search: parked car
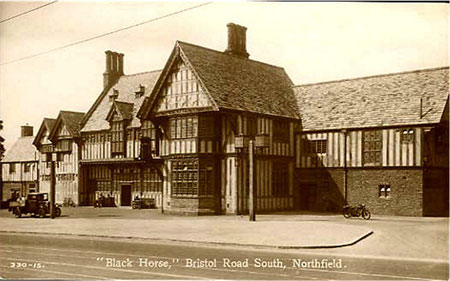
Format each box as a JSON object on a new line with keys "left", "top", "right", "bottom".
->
{"left": 63, "top": 197, "right": 76, "bottom": 207}
{"left": 94, "top": 195, "right": 117, "bottom": 208}
{"left": 132, "top": 198, "right": 156, "bottom": 209}
{"left": 9, "top": 193, "right": 61, "bottom": 218}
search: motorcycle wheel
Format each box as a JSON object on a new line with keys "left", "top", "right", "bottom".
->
{"left": 55, "top": 207, "right": 62, "bottom": 217}
{"left": 342, "top": 208, "right": 351, "bottom": 219}
{"left": 38, "top": 208, "right": 46, "bottom": 218}
{"left": 362, "top": 209, "right": 371, "bottom": 220}
{"left": 14, "top": 207, "right": 22, "bottom": 218}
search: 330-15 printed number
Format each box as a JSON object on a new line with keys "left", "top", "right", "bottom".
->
{"left": 9, "top": 262, "right": 43, "bottom": 269}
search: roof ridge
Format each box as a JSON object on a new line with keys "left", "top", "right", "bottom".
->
{"left": 123, "top": 69, "right": 162, "bottom": 77}
{"left": 60, "top": 110, "right": 85, "bottom": 115}
{"left": 177, "top": 40, "right": 286, "bottom": 70}
{"left": 114, "top": 100, "right": 134, "bottom": 105}
{"left": 294, "top": 66, "right": 449, "bottom": 88}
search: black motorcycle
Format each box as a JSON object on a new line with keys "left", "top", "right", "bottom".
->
{"left": 342, "top": 204, "right": 371, "bottom": 220}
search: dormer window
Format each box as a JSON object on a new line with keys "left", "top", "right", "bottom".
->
{"left": 109, "top": 89, "right": 119, "bottom": 102}
{"left": 135, "top": 84, "right": 145, "bottom": 98}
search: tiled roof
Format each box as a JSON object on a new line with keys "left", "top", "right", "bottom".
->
{"left": 177, "top": 41, "right": 300, "bottom": 119}
{"left": 2, "top": 136, "right": 38, "bottom": 162}
{"left": 59, "top": 111, "right": 85, "bottom": 136}
{"left": 81, "top": 70, "right": 161, "bottom": 132}
{"left": 111, "top": 101, "right": 134, "bottom": 120}
{"left": 44, "top": 118, "right": 57, "bottom": 132}
{"left": 33, "top": 118, "right": 57, "bottom": 147}
{"left": 294, "top": 67, "right": 449, "bottom": 131}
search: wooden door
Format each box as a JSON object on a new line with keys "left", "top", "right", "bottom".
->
{"left": 121, "top": 185, "right": 131, "bottom": 206}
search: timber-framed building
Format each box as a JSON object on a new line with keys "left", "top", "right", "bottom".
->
{"left": 2, "top": 23, "right": 448, "bottom": 216}
{"left": 33, "top": 111, "right": 85, "bottom": 205}
{"left": 1, "top": 126, "right": 39, "bottom": 207}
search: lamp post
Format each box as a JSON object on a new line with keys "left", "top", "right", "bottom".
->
{"left": 235, "top": 133, "right": 270, "bottom": 221}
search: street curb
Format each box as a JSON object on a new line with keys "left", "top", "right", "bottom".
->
{"left": 0, "top": 230, "right": 373, "bottom": 249}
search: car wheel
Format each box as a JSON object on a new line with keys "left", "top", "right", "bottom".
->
{"left": 14, "top": 207, "right": 22, "bottom": 218}
{"left": 55, "top": 207, "right": 61, "bottom": 217}
{"left": 38, "top": 208, "right": 46, "bottom": 218}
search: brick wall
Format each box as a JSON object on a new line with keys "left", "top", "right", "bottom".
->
{"left": 296, "top": 167, "right": 425, "bottom": 216}
{"left": 168, "top": 197, "right": 217, "bottom": 215}
{"left": 347, "top": 168, "right": 423, "bottom": 216}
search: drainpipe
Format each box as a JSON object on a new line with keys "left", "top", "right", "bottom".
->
{"left": 342, "top": 129, "right": 348, "bottom": 204}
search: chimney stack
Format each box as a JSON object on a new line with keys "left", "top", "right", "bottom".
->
{"left": 118, "top": 53, "right": 124, "bottom": 76}
{"left": 21, "top": 125, "right": 33, "bottom": 137}
{"left": 103, "top": 50, "right": 125, "bottom": 89}
{"left": 225, "top": 23, "right": 249, "bottom": 59}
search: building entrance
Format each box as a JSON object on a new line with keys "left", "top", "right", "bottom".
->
{"left": 121, "top": 185, "right": 132, "bottom": 206}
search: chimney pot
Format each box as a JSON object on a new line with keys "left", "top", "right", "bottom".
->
{"left": 225, "top": 23, "right": 249, "bottom": 59}
{"left": 21, "top": 125, "right": 33, "bottom": 137}
{"left": 111, "top": 52, "right": 118, "bottom": 72}
{"left": 118, "top": 53, "right": 124, "bottom": 76}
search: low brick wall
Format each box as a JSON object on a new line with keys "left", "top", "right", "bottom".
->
{"left": 347, "top": 168, "right": 423, "bottom": 216}
{"left": 167, "top": 197, "right": 217, "bottom": 215}
{"left": 296, "top": 167, "right": 425, "bottom": 216}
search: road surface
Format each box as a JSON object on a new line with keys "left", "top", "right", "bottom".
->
{"left": 0, "top": 233, "right": 447, "bottom": 280}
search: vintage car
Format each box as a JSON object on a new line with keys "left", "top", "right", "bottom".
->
{"left": 9, "top": 193, "right": 61, "bottom": 218}
{"left": 131, "top": 198, "right": 156, "bottom": 209}
{"left": 94, "top": 196, "right": 117, "bottom": 208}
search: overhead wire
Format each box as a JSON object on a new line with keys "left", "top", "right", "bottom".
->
{"left": 0, "top": 1, "right": 58, "bottom": 24}
{"left": 0, "top": 2, "right": 212, "bottom": 66}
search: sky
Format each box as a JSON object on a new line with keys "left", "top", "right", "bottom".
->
{"left": 0, "top": 1, "right": 448, "bottom": 150}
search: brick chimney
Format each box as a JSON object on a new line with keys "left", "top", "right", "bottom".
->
{"left": 103, "top": 50, "right": 125, "bottom": 88}
{"left": 21, "top": 125, "right": 33, "bottom": 137}
{"left": 225, "top": 23, "right": 249, "bottom": 59}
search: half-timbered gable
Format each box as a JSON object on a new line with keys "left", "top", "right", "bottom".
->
{"left": 33, "top": 111, "right": 85, "bottom": 205}
{"left": 32, "top": 119, "right": 57, "bottom": 198}
{"left": 1, "top": 126, "right": 39, "bottom": 205}
{"left": 293, "top": 67, "right": 449, "bottom": 216}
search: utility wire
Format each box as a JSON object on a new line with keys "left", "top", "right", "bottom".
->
{"left": 0, "top": 1, "right": 58, "bottom": 24}
{"left": 0, "top": 2, "right": 212, "bottom": 66}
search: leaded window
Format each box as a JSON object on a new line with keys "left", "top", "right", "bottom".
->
{"left": 172, "top": 160, "right": 198, "bottom": 196}
{"left": 169, "top": 116, "right": 198, "bottom": 139}
{"left": 302, "top": 139, "right": 327, "bottom": 154}
{"left": 363, "top": 130, "right": 382, "bottom": 166}
{"left": 379, "top": 184, "right": 391, "bottom": 198}
{"left": 111, "top": 117, "right": 124, "bottom": 156}
{"left": 401, "top": 128, "right": 415, "bottom": 143}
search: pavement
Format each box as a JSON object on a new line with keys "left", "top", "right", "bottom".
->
{"left": 0, "top": 207, "right": 448, "bottom": 263}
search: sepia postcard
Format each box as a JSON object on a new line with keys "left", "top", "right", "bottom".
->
{"left": 0, "top": 1, "right": 448, "bottom": 280}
